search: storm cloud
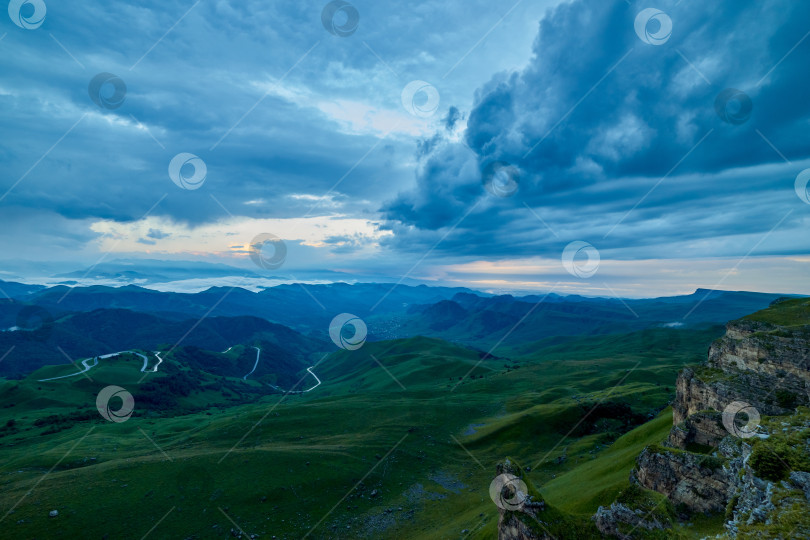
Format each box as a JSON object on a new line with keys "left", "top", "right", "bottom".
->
{"left": 382, "top": 0, "right": 810, "bottom": 261}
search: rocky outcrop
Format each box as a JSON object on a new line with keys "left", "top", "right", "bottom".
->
{"left": 494, "top": 460, "right": 551, "bottom": 540}
{"left": 667, "top": 409, "right": 727, "bottom": 449}
{"left": 664, "top": 313, "right": 810, "bottom": 483}
{"left": 790, "top": 471, "right": 810, "bottom": 502}
{"left": 631, "top": 316, "right": 803, "bottom": 514}
{"left": 493, "top": 459, "right": 607, "bottom": 539}
{"left": 597, "top": 299, "right": 810, "bottom": 538}
{"left": 633, "top": 445, "right": 735, "bottom": 513}
{"left": 592, "top": 502, "right": 667, "bottom": 540}
{"left": 673, "top": 318, "right": 810, "bottom": 427}
{"left": 498, "top": 513, "right": 548, "bottom": 540}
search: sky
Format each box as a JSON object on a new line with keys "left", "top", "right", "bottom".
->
{"left": 1, "top": 0, "right": 809, "bottom": 297}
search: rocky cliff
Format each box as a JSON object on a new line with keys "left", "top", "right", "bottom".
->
{"left": 667, "top": 302, "right": 809, "bottom": 456}
{"left": 492, "top": 460, "right": 551, "bottom": 540}
{"left": 493, "top": 459, "right": 602, "bottom": 539}
{"left": 633, "top": 444, "right": 734, "bottom": 513}
{"left": 594, "top": 297, "right": 810, "bottom": 538}
{"left": 672, "top": 315, "right": 810, "bottom": 428}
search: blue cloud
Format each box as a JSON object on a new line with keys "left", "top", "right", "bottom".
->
{"left": 146, "top": 228, "right": 170, "bottom": 240}
{"left": 381, "top": 0, "right": 810, "bottom": 260}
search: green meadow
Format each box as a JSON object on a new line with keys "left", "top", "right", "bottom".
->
{"left": 0, "top": 326, "right": 727, "bottom": 539}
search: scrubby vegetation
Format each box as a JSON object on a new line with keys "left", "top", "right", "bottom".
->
{"left": 749, "top": 414, "right": 810, "bottom": 482}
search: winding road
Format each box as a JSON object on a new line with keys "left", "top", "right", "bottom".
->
{"left": 243, "top": 347, "right": 261, "bottom": 380}
{"left": 265, "top": 364, "right": 321, "bottom": 393}
{"left": 150, "top": 352, "right": 164, "bottom": 373}
{"left": 303, "top": 366, "right": 321, "bottom": 392}
{"left": 239, "top": 347, "right": 319, "bottom": 392}
{"left": 37, "top": 345, "right": 323, "bottom": 394}
{"left": 37, "top": 357, "right": 99, "bottom": 381}
{"left": 38, "top": 351, "right": 162, "bottom": 382}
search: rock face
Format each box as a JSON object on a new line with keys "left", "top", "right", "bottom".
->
{"left": 633, "top": 446, "right": 736, "bottom": 513}
{"left": 596, "top": 299, "right": 810, "bottom": 538}
{"left": 592, "top": 502, "right": 666, "bottom": 540}
{"left": 673, "top": 317, "right": 810, "bottom": 427}
{"left": 498, "top": 514, "right": 547, "bottom": 540}
{"left": 666, "top": 409, "right": 727, "bottom": 449}
{"left": 631, "top": 315, "right": 808, "bottom": 514}
{"left": 790, "top": 471, "right": 810, "bottom": 502}
{"left": 493, "top": 460, "right": 551, "bottom": 540}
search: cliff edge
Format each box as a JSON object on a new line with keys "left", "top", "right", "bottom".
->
{"left": 594, "top": 297, "right": 810, "bottom": 538}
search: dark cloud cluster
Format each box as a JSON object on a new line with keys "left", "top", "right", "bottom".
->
{"left": 382, "top": 0, "right": 810, "bottom": 260}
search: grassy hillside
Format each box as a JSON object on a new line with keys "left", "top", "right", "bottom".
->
{"left": 743, "top": 296, "right": 810, "bottom": 327}
{"left": 0, "top": 325, "right": 726, "bottom": 539}
{"left": 542, "top": 411, "right": 673, "bottom": 515}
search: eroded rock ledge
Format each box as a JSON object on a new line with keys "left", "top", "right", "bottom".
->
{"left": 594, "top": 298, "right": 810, "bottom": 538}
{"left": 494, "top": 460, "right": 552, "bottom": 540}
{"left": 673, "top": 317, "right": 810, "bottom": 428}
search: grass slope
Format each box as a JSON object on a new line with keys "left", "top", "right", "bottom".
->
{"left": 542, "top": 410, "right": 673, "bottom": 515}
{"left": 0, "top": 326, "right": 724, "bottom": 539}
{"left": 743, "top": 296, "right": 810, "bottom": 327}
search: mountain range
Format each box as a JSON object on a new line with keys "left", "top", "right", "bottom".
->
{"left": 0, "top": 280, "right": 792, "bottom": 381}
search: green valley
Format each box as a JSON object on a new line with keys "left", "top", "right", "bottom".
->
{"left": 0, "top": 323, "right": 726, "bottom": 539}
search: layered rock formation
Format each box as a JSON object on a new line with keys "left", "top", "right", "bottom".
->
{"left": 595, "top": 298, "right": 810, "bottom": 538}
{"left": 636, "top": 304, "right": 810, "bottom": 511}
{"left": 633, "top": 445, "right": 734, "bottom": 513}
{"left": 672, "top": 315, "right": 810, "bottom": 429}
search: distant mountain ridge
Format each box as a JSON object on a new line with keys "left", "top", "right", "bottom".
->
{"left": 0, "top": 279, "right": 800, "bottom": 379}
{"left": 395, "top": 289, "right": 794, "bottom": 349}
{"left": 2, "top": 281, "right": 482, "bottom": 332}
